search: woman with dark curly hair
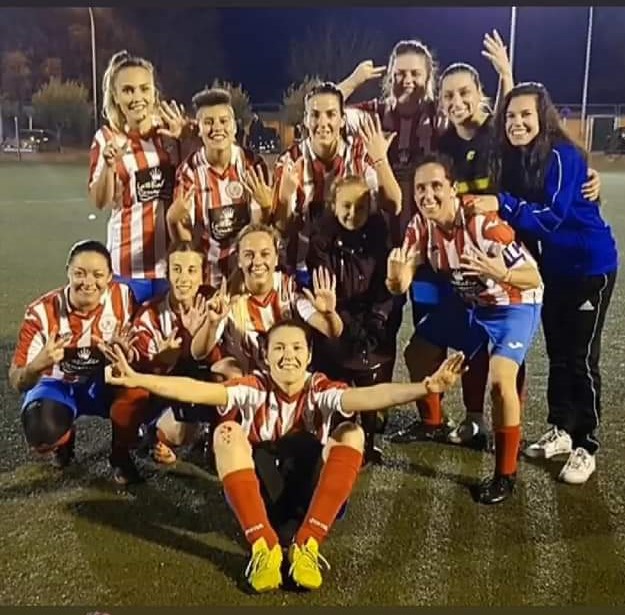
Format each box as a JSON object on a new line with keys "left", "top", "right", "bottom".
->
{"left": 467, "top": 82, "right": 618, "bottom": 485}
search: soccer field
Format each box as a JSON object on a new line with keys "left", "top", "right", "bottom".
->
{"left": 1, "top": 159, "right": 625, "bottom": 607}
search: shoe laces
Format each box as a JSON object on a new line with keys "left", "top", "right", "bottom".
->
{"left": 566, "top": 448, "right": 591, "bottom": 471}
{"left": 289, "top": 542, "right": 331, "bottom": 576}
{"left": 245, "top": 547, "right": 270, "bottom": 579}
{"left": 538, "top": 426, "right": 563, "bottom": 445}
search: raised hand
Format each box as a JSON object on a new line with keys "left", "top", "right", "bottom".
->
{"left": 102, "top": 136, "right": 128, "bottom": 168}
{"left": 157, "top": 100, "right": 191, "bottom": 140}
{"left": 95, "top": 323, "right": 139, "bottom": 364}
{"left": 350, "top": 60, "right": 386, "bottom": 88}
{"left": 387, "top": 246, "right": 410, "bottom": 282}
{"left": 482, "top": 29, "right": 512, "bottom": 78}
{"left": 359, "top": 112, "right": 396, "bottom": 163}
{"left": 30, "top": 326, "right": 71, "bottom": 373}
{"left": 206, "top": 278, "right": 231, "bottom": 326}
{"left": 104, "top": 344, "right": 139, "bottom": 388}
{"left": 242, "top": 164, "right": 273, "bottom": 211}
{"left": 278, "top": 158, "right": 299, "bottom": 206}
{"left": 180, "top": 294, "right": 208, "bottom": 337}
{"left": 303, "top": 267, "right": 337, "bottom": 315}
{"left": 424, "top": 352, "right": 466, "bottom": 394}
{"left": 460, "top": 245, "right": 508, "bottom": 281}
{"left": 152, "top": 328, "right": 183, "bottom": 365}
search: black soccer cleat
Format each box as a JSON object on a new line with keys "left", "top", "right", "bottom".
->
{"left": 387, "top": 420, "right": 450, "bottom": 444}
{"left": 51, "top": 428, "right": 76, "bottom": 469}
{"left": 110, "top": 453, "right": 144, "bottom": 486}
{"left": 475, "top": 473, "right": 516, "bottom": 505}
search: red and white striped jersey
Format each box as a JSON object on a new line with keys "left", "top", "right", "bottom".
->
{"left": 216, "top": 272, "right": 317, "bottom": 373}
{"left": 402, "top": 200, "right": 543, "bottom": 306}
{"left": 132, "top": 287, "right": 220, "bottom": 373}
{"left": 218, "top": 370, "right": 352, "bottom": 445}
{"left": 174, "top": 145, "right": 268, "bottom": 288}
{"left": 12, "top": 282, "right": 135, "bottom": 383}
{"left": 273, "top": 136, "right": 379, "bottom": 271}
{"left": 345, "top": 98, "right": 441, "bottom": 175}
{"left": 89, "top": 126, "right": 176, "bottom": 279}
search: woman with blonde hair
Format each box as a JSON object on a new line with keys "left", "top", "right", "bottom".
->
{"left": 88, "top": 50, "right": 191, "bottom": 301}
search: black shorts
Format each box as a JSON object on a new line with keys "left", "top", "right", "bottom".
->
{"left": 253, "top": 431, "right": 323, "bottom": 546}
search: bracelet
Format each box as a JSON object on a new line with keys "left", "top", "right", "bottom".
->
{"left": 371, "top": 158, "right": 386, "bottom": 167}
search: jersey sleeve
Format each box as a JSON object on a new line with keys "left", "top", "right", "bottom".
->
{"left": 12, "top": 306, "right": 46, "bottom": 368}
{"left": 88, "top": 128, "right": 109, "bottom": 190}
{"left": 402, "top": 214, "right": 427, "bottom": 261}
{"left": 313, "top": 374, "right": 352, "bottom": 422}
{"left": 476, "top": 213, "right": 531, "bottom": 269}
{"left": 218, "top": 374, "right": 264, "bottom": 423}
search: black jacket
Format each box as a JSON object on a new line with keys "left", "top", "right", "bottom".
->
{"left": 307, "top": 211, "right": 394, "bottom": 354}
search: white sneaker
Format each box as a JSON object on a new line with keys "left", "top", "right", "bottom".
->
{"left": 559, "top": 448, "right": 596, "bottom": 484}
{"left": 524, "top": 426, "right": 573, "bottom": 459}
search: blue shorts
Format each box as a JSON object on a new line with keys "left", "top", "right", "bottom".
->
{"left": 417, "top": 295, "right": 541, "bottom": 365}
{"left": 21, "top": 377, "right": 112, "bottom": 420}
{"left": 113, "top": 275, "right": 169, "bottom": 304}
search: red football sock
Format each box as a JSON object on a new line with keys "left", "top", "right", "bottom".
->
{"left": 417, "top": 393, "right": 442, "bottom": 426}
{"left": 295, "top": 445, "right": 362, "bottom": 546}
{"left": 222, "top": 468, "right": 278, "bottom": 548}
{"left": 494, "top": 425, "right": 521, "bottom": 476}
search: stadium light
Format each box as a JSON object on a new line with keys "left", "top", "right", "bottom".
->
{"left": 581, "top": 6, "right": 594, "bottom": 149}
{"left": 88, "top": 7, "right": 98, "bottom": 132}
{"left": 508, "top": 6, "right": 517, "bottom": 71}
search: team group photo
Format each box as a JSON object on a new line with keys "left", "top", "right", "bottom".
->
{"left": 1, "top": 5, "right": 624, "bottom": 608}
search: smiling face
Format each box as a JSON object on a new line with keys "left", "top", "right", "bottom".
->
{"left": 333, "top": 180, "right": 371, "bottom": 231}
{"left": 238, "top": 230, "right": 279, "bottom": 293}
{"left": 197, "top": 103, "right": 236, "bottom": 153}
{"left": 505, "top": 94, "right": 540, "bottom": 147}
{"left": 440, "top": 70, "right": 482, "bottom": 127}
{"left": 113, "top": 66, "right": 156, "bottom": 128}
{"left": 67, "top": 251, "right": 112, "bottom": 312}
{"left": 266, "top": 324, "right": 312, "bottom": 388}
{"left": 168, "top": 250, "right": 203, "bottom": 305}
{"left": 305, "top": 92, "right": 345, "bottom": 152}
{"left": 391, "top": 51, "right": 428, "bottom": 103}
{"left": 413, "top": 162, "right": 457, "bottom": 226}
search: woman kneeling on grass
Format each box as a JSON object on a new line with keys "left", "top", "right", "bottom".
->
{"left": 9, "top": 240, "right": 136, "bottom": 472}
{"left": 105, "top": 319, "right": 464, "bottom": 593}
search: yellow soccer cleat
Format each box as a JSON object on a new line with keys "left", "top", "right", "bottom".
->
{"left": 245, "top": 537, "right": 283, "bottom": 593}
{"left": 288, "top": 537, "right": 330, "bottom": 590}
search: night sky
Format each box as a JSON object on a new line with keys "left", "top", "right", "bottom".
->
{"left": 214, "top": 6, "right": 625, "bottom": 107}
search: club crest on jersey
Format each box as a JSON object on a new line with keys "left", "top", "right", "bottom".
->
{"left": 466, "top": 150, "right": 476, "bottom": 161}
{"left": 77, "top": 347, "right": 91, "bottom": 361}
{"left": 226, "top": 180, "right": 244, "bottom": 200}
{"left": 99, "top": 316, "right": 117, "bottom": 336}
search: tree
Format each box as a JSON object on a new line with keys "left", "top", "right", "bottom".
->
{"left": 32, "top": 78, "right": 91, "bottom": 145}
{"left": 281, "top": 75, "right": 322, "bottom": 126}
{"left": 287, "top": 20, "right": 385, "bottom": 86}
{"left": 40, "top": 57, "right": 62, "bottom": 82}
{"left": 210, "top": 79, "right": 253, "bottom": 126}
{"left": 1, "top": 50, "right": 32, "bottom": 116}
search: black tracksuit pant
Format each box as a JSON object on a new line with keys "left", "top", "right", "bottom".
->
{"left": 541, "top": 270, "right": 617, "bottom": 454}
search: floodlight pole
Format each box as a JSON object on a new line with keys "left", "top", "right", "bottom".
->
{"left": 509, "top": 7, "right": 518, "bottom": 71}
{"left": 88, "top": 7, "right": 98, "bottom": 132}
{"left": 581, "top": 6, "right": 594, "bottom": 150}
